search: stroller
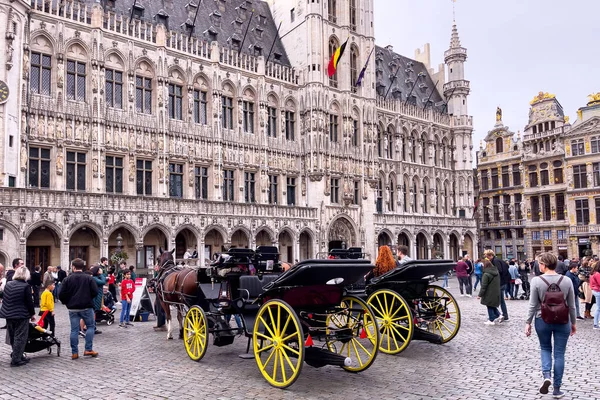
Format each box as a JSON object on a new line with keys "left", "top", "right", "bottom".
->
{"left": 24, "top": 323, "right": 61, "bottom": 357}
{"left": 95, "top": 306, "right": 116, "bottom": 325}
{"left": 518, "top": 275, "right": 531, "bottom": 300}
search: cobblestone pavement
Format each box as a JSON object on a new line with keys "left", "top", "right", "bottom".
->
{"left": 1, "top": 283, "right": 599, "bottom": 400}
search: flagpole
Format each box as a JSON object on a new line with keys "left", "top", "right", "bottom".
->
{"left": 422, "top": 80, "right": 439, "bottom": 110}
{"left": 401, "top": 73, "right": 423, "bottom": 105}
{"left": 265, "top": 21, "right": 283, "bottom": 63}
{"left": 355, "top": 47, "right": 374, "bottom": 87}
{"left": 239, "top": 9, "right": 255, "bottom": 53}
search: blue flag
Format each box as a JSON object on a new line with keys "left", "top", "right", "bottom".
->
{"left": 355, "top": 47, "right": 374, "bottom": 87}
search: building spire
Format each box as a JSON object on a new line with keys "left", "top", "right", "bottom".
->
{"left": 450, "top": 23, "right": 461, "bottom": 49}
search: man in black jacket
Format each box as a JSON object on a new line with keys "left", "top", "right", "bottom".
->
{"left": 484, "top": 249, "right": 510, "bottom": 322}
{"left": 59, "top": 258, "right": 99, "bottom": 359}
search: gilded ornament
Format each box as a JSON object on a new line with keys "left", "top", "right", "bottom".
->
{"left": 529, "top": 91, "right": 556, "bottom": 105}
{"left": 587, "top": 92, "right": 600, "bottom": 106}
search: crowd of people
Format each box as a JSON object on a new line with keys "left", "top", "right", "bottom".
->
{"left": 0, "top": 257, "right": 142, "bottom": 366}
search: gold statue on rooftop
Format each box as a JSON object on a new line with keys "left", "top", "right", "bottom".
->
{"left": 588, "top": 92, "right": 600, "bottom": 106}
{"left": 496, "top": 106, "right": 502, "bottom": 122}
{"left": 530, "top": 91, "right": 556, "bottom": 105}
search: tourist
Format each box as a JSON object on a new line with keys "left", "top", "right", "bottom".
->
{"left": 590, "top": 261, "right": 600, "bottom": 330}
{"left": 508, "top": 260, "right": 519, "bottom": 300}
{"left": 28, "top": 265, "right": 42, "bottom": 308}
{"left": 518, "top": 261, "right": 531, "bottom": 299}
{"left": 55, "top": 266, "right": 66, "bottom": 299}
{"left": 42, "top": 266, "right": 54, "bottom": 288}
{"left": 555, "top": 255, "right": 568, "bottom": 275}
{"left": 119, "top": 270, "right": 135, "bottom": 328}
{"left": 90, "top": 266, "right": 106, "bottom": 334}
{"left": 365, "top": 246, "right": 396, "bottom": 283}
{"left": 464, "top": 254, "right": 474, "bottom": 294}
{"left": 525, "top": 252, "right": 576, "bottom": 398}
{"left": 107, "top": 266, "right": 118, "bottom": 303}
{"left": 565, "top": 262, "right": 583, "bottom": 320}
{"left": 7, "top": 258, "right": 24, "bottom": 281}
{"left": 39, "top": 280, "right": 56, "bottom": 335}
{"left": 0, "top": 266, "right": 35, "bottom": 367}
{"left": 473, "top": 258, "right": 483, "bottom": 291}
{"left": 455, "top": 257, "right": 471, "bottom": 297}
{"left": 183, "top": 249, "right": 192, "bottom": 259}
{"left": 477, "top": 259, "right": 501, "bottom": 325}
{"left": 485, "top": 249, "right": 510, "bottom": 321}
{"left": 128, "top": 265, "right": 137, "bottom": 281}
{"left": 59, "top": 258, "right": 99, "bottom": 359}
{"left": 396, "top": 245, "right": 412, "bottom": 266}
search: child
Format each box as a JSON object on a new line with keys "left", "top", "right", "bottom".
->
{"left": 40, "top": 281, "right": 56, "bottom": 335}
{"left": 119, "top": 271, "right": 135, "bottom": 328}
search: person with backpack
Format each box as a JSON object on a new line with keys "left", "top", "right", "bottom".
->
{"left": 525, "top": 252, "right": 576, "bottom": 399}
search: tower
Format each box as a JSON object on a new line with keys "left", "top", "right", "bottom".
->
{"left": 443, "top": 23, "right": 469, "bottom": 117}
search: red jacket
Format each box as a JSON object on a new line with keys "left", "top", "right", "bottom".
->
{"left": 121, "top": 279, "right": 135, "bottom": 300}
{"left": 590, "top": 272, "right": 600, "bottom": 292}
{"left": 107, "top": 274, "right": 116, "bottom": 285}
{"left": 455, "top": 261, "right": 469, "bottom": 278}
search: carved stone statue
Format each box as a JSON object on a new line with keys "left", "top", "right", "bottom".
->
{"left": 57, "top": 61, "right": 64, "bottom": 88}
{"left": 20, "top": 144, "right": 27, "bottom": 171}
{"left": 128, "top": 80, "right": 134, "bottom": 102}
{"left": 66, "top": 121, "right": 73, "bottom": 139}
{"left": 47, "top": 117, "right": 55, "bottom": 139}
{"left": 38, "top": 116, "right": 45, "bottom": 137}
{"left": 56, "top": 152, "right": 63, "bottom": 175}
{"left": 260, "top": 170, "right": 269, "bottom": 192}
{"left": 158, "top": 160, "right": 165, "bottom": 181}
{"left": 92, "top": 157, "right": 99, "bottom": 174}
{"left": 129, "top": 158, "right": 135, "bottom": 181}
{"left": 75, "top": 121, "right": 83, "bottom": 141}
{"left": 29, "top": 117, "right": 36, "bottom": 137}
{"left": 83, "top": 122, "right": 90, "bottom": 142}
{"left": 56, "top": 120, "right": 64, "bottom": 139}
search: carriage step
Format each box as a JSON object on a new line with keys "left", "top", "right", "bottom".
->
{"left": 304, "top": 347, "right": 351, "bottom": 368}
{"left": 412, "top": 327, "right": 443, "bottom": 344}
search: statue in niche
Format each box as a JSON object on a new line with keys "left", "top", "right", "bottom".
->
{"left": 56, "top": 152, "right": 64, "bottom": 175}
{"left": 20, "top": 144, "right": 27, "bottom": 171}
{"left": 29, "top": 117, "right": 36, "bottom": 137}
{"left": 22, "top": 51, "right": 29, "bottom": 79}
{"left": 129, "top": 158, "right": 135, "bottom": 181}
{"left": 56, "top": 120, "right": 64, "bottom": 139}
{"left": 129, "top": 80, "right": 134, "bottom": 102}
{"left": 38, "top": 116, "right": 45, "bottom": 137}
{"left": 158, "top": 160, "right": 165, "bottom": 181}
{"left": 57, "top": 61, "right": 64, "bottom": 88}
{"left": 66, "top": 121, "right": 73, "bottom": 140}
{"left": 260, "top": 170, "right": 268, "bottom": 193}
{"left": 75, "top": 121, "right": 83, "bottom": 141}
{"left": 213, "top": 167, "right": 220, "bottom": 187}
{"left": 21, "top": 114, "right": 26, "bottom": 135}
{"left": 137, "top": 131, "right": 142, "bottom": 149}
{"left": 47, "top": 117, "right": 55, "bottom": 139}
{"left": 92, "top": 157, "right": 99, "bottom": 174}
{"left": 83, "top": 122, "right": 90, "bottom": 142}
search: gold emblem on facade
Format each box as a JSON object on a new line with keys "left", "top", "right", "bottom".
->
{"left": 529, "top": 91, "right": 556, "bottom": 105}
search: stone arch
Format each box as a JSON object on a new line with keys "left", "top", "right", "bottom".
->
{"left": 167, "top": 65, "right": 186, "bottom": 82}
{"left": 204, "top": 227, "right": 226, "bottom": 260}
{"left": 24, "top": 220, "right": 62, "bottom": 240}
{"left": 255, "top": 227, "right": 275, "bottom": 247}
{"left": 67, "top": 222, "right": 103, "bottom": 243}
{"left": 416, "top": 231, "right": 429, "bottom": 260}
{"left": 267, "top": 91, "right": 279, "bottom": 107}
{"left": 25, "top": 221, "right": 63, "bottom": 270}
{"left": 463, "top": 231, "right": 475, "bottom": 258}
{"left": 230, "top": 227, "right": 251, "bottom": 249}
{"left": 0, "top": 250, "right": 8, "bottom": 268}
{"left": 278, "top": 228, "right": 295, "bottom": 263}
{"left": 283, "top": 95, "right": 297, "bottom": 111}
{"left": 140, "top": 223, "right": 172, "bottom": 242}
{"left": 327, "top": 214, "right": 358, "bottom": 249}
{"left": 64, "top": 38, "right": 91, "bottom": 60}
{"left": 30, "top": 30, "right": 56, "bottom": 52}
{"left": 174, "top": 224, "right": 200, "bottom": 238}
{"left": 298, "top": 228, "right": 314, "bottom": 261}
{"left": 104, "top": 49, "right": 126, "bottom": 69}
{"left": 0, "top": 219, "right": 20, "bottom": 240}
{"left": 449, "top": 231, "right": 461, "bottom": 261}
{"left": 192, "top": 72, "right": 211, "bottom": 90}
{"left": 377, "top": 229, "right": 393, "bottom": 247}
{"left": 241, "top": 85, "right": 257, "bottom": 99}
{"left": 221, "top": 79, "right": 236, "bottom": 96}
{"left": 432, "top": 231, "right": 445, "bottom": 259}
{"left": 106, "top": 222, "right": 140, "bottom": 243}
{"left": 134, "top": 56, "right": 157, "bottom": 74}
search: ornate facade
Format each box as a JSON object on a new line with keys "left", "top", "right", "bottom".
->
{"left": 477, "top": 92, "right": 600, "bottom": 260}
{"left": 0, "top": 0, "right": 476, "bottom": 274}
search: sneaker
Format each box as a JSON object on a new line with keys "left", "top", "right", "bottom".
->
{"left": 576, "top": 316, "right": 584, "bottom": 320}
{"left": 83, "top": 350, "right": 98, "bottom": 357}
{"left": 78, "top": 330, "right": 86, "bottom": 338}
{"left": 94, "top": 330, "right": 102, "bottom": 334}
{"left": 484, "top": 320, "right": 495, "bottom": 326}
{"left": 125, "top": 322, "right": 134, "bottom": 326}
{"left": 119, "top": 323, "right": 125, "bottom": 328}
{"left": 71, "top": 354, "right": 79, "bottom": 360}
{"left": 10, "top": 360, "right": 27, "bottom": 367}
{"left": 539, "top": 375, "right": 551, "bottom": 394}
{"left": 503, "top": 318, "right": 510, "bottom": 322}
{"left": 153, "top": 325, "right": 167, "bottom": 331}
{"left": 593, "top": 325, "right": 599, "bottom": 330}
{"left": 460, "top": 294, "right": 465, "bottom": 297}
{"left": 466, "top": 294, "right": 472, "bottom": 298}
{"left": 552, "top": 387, "right": 564, "bottom": 398}
{"left": 494, "top": 316, "right": 504, "bottom": 324}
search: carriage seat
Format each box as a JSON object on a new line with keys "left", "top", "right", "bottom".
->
{"left": 239, "top": 274, "right": 280, "bottom": 303}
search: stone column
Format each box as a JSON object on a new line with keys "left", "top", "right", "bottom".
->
{"left": 101, "top": 237, "right": 109, "bottom": 259}
{"left": 293, "top": 238, "right": 300, "bottom": 264}
{"left": 61, "top": 239, "right": 70, "bottom": 272}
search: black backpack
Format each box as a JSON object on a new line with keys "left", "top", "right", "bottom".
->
{"left": 539, "top": 276, "right": 569, "bottom": 324}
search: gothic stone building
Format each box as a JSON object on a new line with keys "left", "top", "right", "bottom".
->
{"left": 477, "top": 92, "right": 600, "bottom": 260}
{"left": 0, "top": 0, "right": 476, "bottom": 273}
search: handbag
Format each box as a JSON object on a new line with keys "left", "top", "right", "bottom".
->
{"left": 515, "top": 278, "right": 522, "bottom": 285}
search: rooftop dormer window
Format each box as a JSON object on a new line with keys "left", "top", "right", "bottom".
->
{"left": 132, "top": 4, "right": 145, "bottom": 19}
{"left": 155, "top": 10, "right": 169, "bottom": 29}
{"left": 210, "top": 11, "right": 222, "bottom": 27}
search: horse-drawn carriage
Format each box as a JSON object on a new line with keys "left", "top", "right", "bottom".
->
{"left": 155, "top": 249, "right": 380, "bottom": 389}
{"left": 363, "top": 259, "right": 461, "bottom": 354}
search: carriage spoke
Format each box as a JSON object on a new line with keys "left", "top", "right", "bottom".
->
{"left": 280, "top": 343, "right": 301, "bottom": 357}
{"left": 272, "top": 349, "right": 279, "bottom": 382}
{"left": 383, "top": 294, "right": 390, "bottom": 316}
{"left": 282, "top": 349, "right": 298, "bottom": 372}
{"left": 279, "top": 349, "right": 287, "bottom": 382}
{"left": 256, "top": 332, "right": 274, "bottom": 342}
{"left": 256, "top": 343, "right": 275, "bottom": 354}
{"left": 390, "top": 324, "right": 408, "bottom": 341}
{"left": 280, "top": 315, "right": 292, "bottom": 337}
{"left": 260, "top": 345, "right": 277, "bottom": 371}
{"left": 350, "top": 339, "right": 364, "bottom": 366}
{"left": 258, "top": 316, "right": 276, "bottom": 338}
{"left": 267, "top": 306, "right": 278, "bottom": 336}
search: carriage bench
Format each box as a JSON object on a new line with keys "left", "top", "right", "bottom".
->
{"left": 239, "top": 274, "right": 280, "bottom": 304}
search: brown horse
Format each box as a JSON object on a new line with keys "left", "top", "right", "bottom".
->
{"left": 155, "top": 248, "right": 208, "bottom": 339}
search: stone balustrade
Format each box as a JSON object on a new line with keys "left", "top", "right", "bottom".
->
{"left": 373, "top": 213, "right": 476, "bottom": 229}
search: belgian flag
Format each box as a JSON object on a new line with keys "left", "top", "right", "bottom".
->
{"left": 327, "top": 38, "right": 348, "bottom": 77}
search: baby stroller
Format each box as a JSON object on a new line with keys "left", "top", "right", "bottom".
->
{"left": 519, "top": 275, "right": 531, "bottom": 300}
{"left": 24, "top": 323, "right": 61, "bottom": 357}
{"left": 95, "top": 306, "right": 116, "bottom": 325}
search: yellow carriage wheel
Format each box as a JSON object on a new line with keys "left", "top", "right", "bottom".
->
{"left": 253, "top": 300, "right": 304, "bottom": 389}
{"left": 326, "top": 296, "right": 379, "bottom": 372}
{"left": 367, "top": 289, "right": 414, "bottom": 355}
{"left": 183, "top": 306, "right": 208, "bottom": 361}
{"left": 421, "top": 285, "right": 461, "bottom": 343}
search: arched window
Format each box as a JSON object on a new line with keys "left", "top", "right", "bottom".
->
{"left": 376, "top": 178, "right": 383, "bottom": 213}
{"left": 350, "top": 46, "right": 359, "bottom": 93}
{"left": 135, "top": 60, "right": 154, "bottom": 114}
{"left": 496, "top": 137, "right": 503, "bottom": 153}
{"left": 411, "top": 132, "right": 417, "bottom": 163}
{"left": 423, "top": 180, "right": 428, "bottom": 214}
{"left": 387, "top": 126, "right": 394, "bottom": 159}
{"left": 66, "top": 43, "right": 88, "bottom": 102}
{"left": 402, "top": 131, "right": 408, "bottom": 162}
{"left": 349, "top": 0, "right": 357, "bottom": 30}
{"left": 434, "top": 137, "right": 440, "bottom": 167}
{"left": 421, "top": 134, "right": 427, "bottom": 164}
{"left": 328, "top": 0, "right": 337, "bottom": 23}
{"left": 441, "top": 138, "right": 448, "bottom": 168}
{"left": 413, "top": 181, "right": 418, "bottom": 213}
{"left": 389, "top": 178, "right": 395, "bottom": 212}
{"left": 403, "top": 179, "right": 408, "bottom": 213}
{"left": 436, "top": 181, "right": 442, "bottom": 214}
{"left": 328, "top": 37, "right": 339, "bottom": 88}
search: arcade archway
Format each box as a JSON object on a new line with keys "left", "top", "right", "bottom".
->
{"left": 26, "top": 224, "right": 61, "bottom": 271}
{"left": 142, "top": 227, "right": 169, "bottom": 269}
{"left": 279, "top": 230, "right": 294, "bottom": 263}
{"left": 231, "top": 229, "right": 250, "bottom": 249}
{"left": 377, "top": 232, "right": 392, "bottom": 248}
{"left": 69, "top": 225, "right": 101, "bottom": 268}
{"left": 204, "top": 228, "right": 225, "bottom": 261}
{"left": 449, "top": 233, "right": 460, "bottom": 261}
{"left": 416, "top": 232, "right": 428, "bottom": 260}
{"left": 175, "top": 228, "right": 198, "bottom": 259}
{"left": 299, "top": 231, "right": 313, "bottom": 261}
{"left": 328, "top": 216, "right": 356, "bottom": 250}
{"left": 255, "top": 230, "right": 273, "bottom": 247}
{"left": 433, "top": 233, "right": 444, "bottom": 259}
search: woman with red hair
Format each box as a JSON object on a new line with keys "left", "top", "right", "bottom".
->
{"left": 365, "top": 246, "right": 397, "bottom": 282}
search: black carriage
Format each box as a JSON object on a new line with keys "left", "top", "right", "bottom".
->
{"left": 364, "top": 259, "right": 460, "bottom": 355}
{"left": 182, "top": 257, "right": 379, "bottom": 388}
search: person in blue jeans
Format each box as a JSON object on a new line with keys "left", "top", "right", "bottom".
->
{"left": 473, "top": 259, "right": 483, "bottom": 291}
{"left": 58, "top": 258, "right": 99, "bottom": 359}
{"left": 525, "top": 252, "right": 576, "bottom": 399}
{"left": 485, "top": 249, "right": 510, "bottom": 321}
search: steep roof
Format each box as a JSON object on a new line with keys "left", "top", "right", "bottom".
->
{"left": 96, "top": 0, "right": 290, "bottom": 65}
{"left": 375, "top": 45, "right": 446, "bottom": 113}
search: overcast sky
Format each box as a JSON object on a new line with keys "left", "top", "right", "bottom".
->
{"left": 374, "top": 0, "right": 599, "bottom": 161}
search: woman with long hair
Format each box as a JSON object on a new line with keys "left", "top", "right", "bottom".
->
{"left": 365, "top": 246, "right": 397, "bottom": 283}
{"left": 589, "top": 261, "right": 600, "bottom": 329}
